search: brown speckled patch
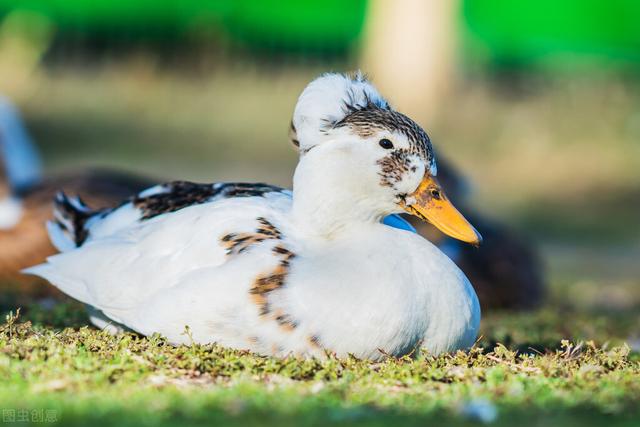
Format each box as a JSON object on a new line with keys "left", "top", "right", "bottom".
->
{"left": 330, "top": 98, "right": 434, "bottom": 190}
{"left": 308, "top": 334, "right": 322, "bottom": 349}
{"left": 249, "top": 245, "right": 297, "bottom": 318}
{"left": 221, "top": 219, "right": 299, "bottom": 332}
{"left": 250, "top": 265, "right": 287, "bottom": 314}
{"left": 273, "top": 309, "right": 299, "bottom": 331}
{"left": 377, "top": 149, "right": 415, "bottom": 188}
{"left": 249, "top": 244, "right": 298, "bottom": 331}
{"left": 221, "top": 217, "right": 282, "bottom": 255}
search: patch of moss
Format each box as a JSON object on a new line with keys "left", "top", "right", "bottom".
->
{"left": 1, "top": 306, "right": 639, "bottom": 426}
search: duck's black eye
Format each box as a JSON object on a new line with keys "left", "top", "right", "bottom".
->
{"left": 379, "top": 138, "right": 394, "bottom": 149}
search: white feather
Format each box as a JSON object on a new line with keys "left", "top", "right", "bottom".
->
{"left": 23, "top": 262, "right": 93, "bottom": 303}
{"left": 45, "top": 221, "right": 76, "bottom": 252}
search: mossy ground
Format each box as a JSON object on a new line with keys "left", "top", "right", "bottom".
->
{"left": 1, "top": 300, "right": 639, "bottom": 427}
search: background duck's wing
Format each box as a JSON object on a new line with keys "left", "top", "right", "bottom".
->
{"left": 382, "top": 214, "right": 417, "bottom": 233}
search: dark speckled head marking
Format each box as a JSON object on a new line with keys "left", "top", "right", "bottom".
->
{"left": 333, "top": 102, "right": 433, "bottom": 163}
{"left": 377, "top": 149, "right": 416, "bottom": 188}
{"left": 293, "top": 73, "right": 434, "bottom": 165}
{"left": 299, "top": 74, "right": 436, "bottom": 190}
{"left": 325, "top": 87, "right": 436, "bottom": 190}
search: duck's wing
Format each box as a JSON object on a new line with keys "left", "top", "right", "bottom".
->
{"left": 24, "top": 181, "right": 292, "bottom": 326}
{"left": 47, "top": 181, "right": 288, "bottom": 249}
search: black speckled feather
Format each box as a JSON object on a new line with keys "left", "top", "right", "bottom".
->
{"left": 55, "top": 181, "right": 288, "bottom": 248}
{"left": 133, "top": 181, "right": 287, "bottom": 220}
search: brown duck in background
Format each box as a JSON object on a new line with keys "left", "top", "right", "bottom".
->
{"left": 0, "top": 97, "right": 153, "bottom": 301}
{"left": 404, "top": 156, "right": 546, "bottom": 310}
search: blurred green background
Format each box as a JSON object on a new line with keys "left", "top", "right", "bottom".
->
{"left": 0, "top": 0, "right": 638, "bottom": 313}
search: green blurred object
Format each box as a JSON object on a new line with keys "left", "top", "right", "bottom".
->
{"left": 1, "top": 0, "right": 639, "bottom": 66}
{"left": 462, "top": 0, "right": 640, "bottom": 69}
{"left": 0, "top": 0, "right": 368, "bottom": 55}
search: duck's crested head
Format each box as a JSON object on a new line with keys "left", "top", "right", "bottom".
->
{"left": 291, "top": 72, "right": 481, "bottom": 245}
{"left": 291, "top": 72, "right": 434, "bottom": 171}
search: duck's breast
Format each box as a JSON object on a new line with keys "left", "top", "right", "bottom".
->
{"left": 411, "top": 237, "right": 480, "bottom": 355}
{"left": 274, "top": 225, "right": 479, "bottom": 359}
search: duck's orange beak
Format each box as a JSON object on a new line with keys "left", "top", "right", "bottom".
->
{"left": 399, "top": 174, "right": 482, "bottom": 245}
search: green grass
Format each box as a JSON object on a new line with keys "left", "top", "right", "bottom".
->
{"left": 1, "top": 302, "right": 639, "bottom": 427}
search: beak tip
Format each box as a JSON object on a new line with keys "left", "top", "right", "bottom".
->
{"left": 467, "top": 229, "right": 483, "bottom": 247}
{"left": 472, "top": 235, "right": 482, "bottom": 247}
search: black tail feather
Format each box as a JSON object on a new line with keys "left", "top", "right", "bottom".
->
{"left": 53, "top": 192, "right": 95, "bottom": 247}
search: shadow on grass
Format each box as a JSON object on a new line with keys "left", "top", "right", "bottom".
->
{"left": 0, "top": 290, "right": 89, "bottom": 329}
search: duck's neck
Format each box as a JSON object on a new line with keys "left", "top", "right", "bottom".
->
{"left": 291, "top": 150, "right": 387, "bottom": 239}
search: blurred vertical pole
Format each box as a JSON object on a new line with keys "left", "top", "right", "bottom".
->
{"left": 361, "top": 0, "right": 459, "bottom": 126}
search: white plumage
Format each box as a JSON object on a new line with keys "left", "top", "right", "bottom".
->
{"left": 25, "top": 73, "right": 481, "bottom": 360}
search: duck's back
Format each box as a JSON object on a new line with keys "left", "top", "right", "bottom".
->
{"left": 26, "top": 181, "right": 294, "bottom": 337}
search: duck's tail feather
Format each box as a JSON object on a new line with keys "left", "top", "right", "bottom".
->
{"left": 50, "top": 192, "right": 97, "bottom": 251}
{"left": 22, "top": 261, "right": 93, "bottom": 304}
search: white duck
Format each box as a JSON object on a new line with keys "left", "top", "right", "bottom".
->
{"left": 26, "top": 73, "right": 482, "bottom": 360}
